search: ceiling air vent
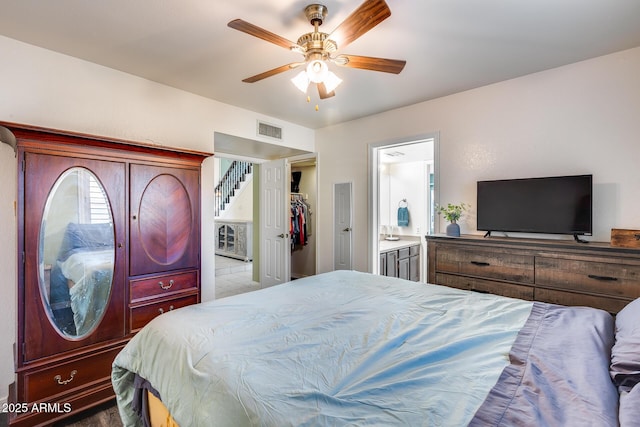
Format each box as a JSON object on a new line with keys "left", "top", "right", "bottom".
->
{"left": 257, "top": 121, "right": 283, "bottom": 141}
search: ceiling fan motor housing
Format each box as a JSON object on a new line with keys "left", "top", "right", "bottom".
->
{"left": 305, "top": 4, "right": 328, "bottom": 26}
{"left": 299, "top": 4, "right": 337, "bottom": 61}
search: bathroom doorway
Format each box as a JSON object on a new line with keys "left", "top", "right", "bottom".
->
{"left": 368, "top": 135, "right": 439, "bottom": 280}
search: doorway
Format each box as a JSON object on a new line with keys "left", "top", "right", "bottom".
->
{"left": 368, "top": 135, "right": 439, "bottom": 279}
{"left": 213, "top": 155, "right": 259, "bottom": 298}
{"left": 290, "top": 156, "right": 317, "bottom": 279}
{"left": 213, "top": 132, "right": 316, "bottom": 298}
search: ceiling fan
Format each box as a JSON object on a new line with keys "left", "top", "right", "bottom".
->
{"left": 228, "top": 0, "right": 406, "bottom": 100}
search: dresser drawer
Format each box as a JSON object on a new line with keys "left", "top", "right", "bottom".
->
{"left": 130, "top": 294, "right": 198, "bottom": 332}
{"left": 535, "top": 257, "right": 640, "bottom": 299}
{"left": 436, "top": 273, "right": 534, "bottom": 300}
{"left": 435, "top": 245, "right": 534, "bottom": 284}
{"left": 130, "top": 270, "right": 198, "bottom": 302}
{"left": 535, "top": 288, "right": 630, "bottom": 314}
{"left": 23, "top": 346, "right": 122, "bottom": 403}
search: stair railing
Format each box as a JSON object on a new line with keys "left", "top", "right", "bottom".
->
{"left": 214, "top": 161, "right": 252, "bottom": 216}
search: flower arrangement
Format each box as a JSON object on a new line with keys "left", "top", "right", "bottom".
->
{"left": 436, "top": 202, "right": 469, "bottom": 223}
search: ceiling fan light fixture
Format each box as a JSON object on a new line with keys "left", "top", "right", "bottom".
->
{"left": 306, "top": 59, "right": 328, "bottom": 83}
{"left": 323, "top": 71, "right": 342, "bottom": 93}
{"left": 291, "top": 70, "right": 310, "bottom": 93}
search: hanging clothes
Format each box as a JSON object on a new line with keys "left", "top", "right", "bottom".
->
{"left": 290, "top": 194, "right": 311, "bottom": 250}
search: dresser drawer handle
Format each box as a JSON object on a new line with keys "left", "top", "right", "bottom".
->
{"left": 588, "top": 274, "right": 618, "bottom": 282}
{"left": 158, "top": 305, "right": 175, "bottom": 315}
{"left": 470, "top": 261, "right": 491, "bottom": 267}
{"left": 159, "top": 280, "right": 174, "bottom": 290}
{"left": 635, "top": 234, "right": 640, "bottom": 241}
{"left": 54, "top": 370, "right": 77, "bottom": 385}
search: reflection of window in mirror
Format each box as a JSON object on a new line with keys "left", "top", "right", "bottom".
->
{"left": 78, "top": 172, "right": 110, "bottom": 224}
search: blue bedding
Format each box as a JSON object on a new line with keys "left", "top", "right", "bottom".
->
{"left": 112, "top": 270, "right": 618, "bottom": 426}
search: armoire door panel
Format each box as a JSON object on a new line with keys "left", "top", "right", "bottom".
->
{"left": 23, "top": 152, "right": 126, "bottom": 362}
{"left": 130, "top": 164, "right": 200, "bottom": 276}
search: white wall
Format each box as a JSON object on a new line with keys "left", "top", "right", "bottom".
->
{"left": 315, "top": 47, "right": 640, "bottom": 274}
{"left": 0, "top": 35, "right": 314, "bottom": 402}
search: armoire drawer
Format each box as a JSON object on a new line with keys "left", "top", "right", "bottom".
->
{"left": 536, "top": 257, "right": 640, "bottom": 299}
{"left": 130, "top": 270, "right": 199, "bottom": 302}
{"left": 23, "top": 346, "right": 122, "bottom": 403}
{"left": 130, "top": 294, "right": 198, "bottom": 332}
{"left": 435, "top": 245, "right": 535, "bottom": 284}
{"left": 436, "top": 273, "right": 534, "bottom": 300}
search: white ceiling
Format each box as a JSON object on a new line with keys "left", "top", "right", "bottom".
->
{"left": 1, "top": 1, "right": 639, "bottom": 130}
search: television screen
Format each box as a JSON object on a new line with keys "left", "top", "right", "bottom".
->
{"left": 477, "top": 174, "right": 592, "bottom": 236}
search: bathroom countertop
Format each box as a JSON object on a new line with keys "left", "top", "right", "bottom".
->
{"left": 379, "top": 237, "right": 421, "bottom": 252}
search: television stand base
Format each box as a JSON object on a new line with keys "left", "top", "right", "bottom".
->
{"left": 483, "top": 231, "right": 491, "bottom": 238}
{"left": 574, "top": 234, "right": 589, "bottom": 244}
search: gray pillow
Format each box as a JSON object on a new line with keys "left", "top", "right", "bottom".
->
{"left": 610, "top": 298, "right": 640, "bottom": 391}
{"left": 619, "top": 385, "right": 640, "bottom": 426}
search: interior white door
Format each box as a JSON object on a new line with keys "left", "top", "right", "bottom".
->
{"left": 260, "top": 158, "right": 290, "bottom": 287}
{"left": 334, "top": 182, "right": 353, "bottom": 270}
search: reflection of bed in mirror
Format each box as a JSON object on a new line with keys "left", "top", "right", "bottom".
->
{"left": 47, "top": 222, "right": 114, "bottom": 336}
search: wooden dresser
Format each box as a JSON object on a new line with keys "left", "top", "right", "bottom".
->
{"left": 5, "top": 122, "right": 211, "bottom": 426}
{"left": 426, "top": 234, "right": 640, "bottom": 314}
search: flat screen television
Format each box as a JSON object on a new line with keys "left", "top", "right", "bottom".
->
{"left": 477, "top": 174, "right": 592, "bottom": 239}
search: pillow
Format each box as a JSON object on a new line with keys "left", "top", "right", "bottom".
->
{"left": 619, "top": 385, "right": 640, "bottom": 426}
{"left": 610, "top": 297, "right": 640, "bottom": 391}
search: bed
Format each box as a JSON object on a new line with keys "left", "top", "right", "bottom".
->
{"left": 112, "top": 270, "right": 640, "bottom": 426}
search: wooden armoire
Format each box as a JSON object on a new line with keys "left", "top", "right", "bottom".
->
{"left": 3, "top": 122, "right": 211, "bottom": 426}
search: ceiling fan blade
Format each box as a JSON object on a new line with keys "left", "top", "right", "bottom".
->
{"left": 228, "top": 19, "right": 297, "bottom": 50}
{"left": 317, "top": 83, "right": 336, "bottom": 99}
{"left": 242, "top": 62, "right": 304, "bottom": 83}
{"left": 334, "top": 54, "right": 406, "bottom": 74}
{"left": 329, "top": 0, "right": 391, "bottom": 49}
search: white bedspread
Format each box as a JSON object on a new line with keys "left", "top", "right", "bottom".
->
{"left": 112, "top": 270, "right": 533, "bottom": 426}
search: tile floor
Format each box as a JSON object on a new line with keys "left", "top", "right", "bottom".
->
{"left": 215, "top": 255, "right": 261, "bottom": 298}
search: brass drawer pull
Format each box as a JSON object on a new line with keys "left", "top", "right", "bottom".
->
{"left": 158, "top": 305, "right": 175, "bottom": 315}
{"left": 470, "top": 261, "right": 491, "bottom": 267}
{"left": 159, "top": 280, "right": 174, "bottom": 290}
{"left": 54, "top": 370, "right": 77, "bottom": 385}
{"left": 588, "top": 274, "right": 618, "bottom": 282}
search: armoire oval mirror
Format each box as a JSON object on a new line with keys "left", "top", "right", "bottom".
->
{"left": 38, "top": 167, "right": 115, "bottom": 339}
